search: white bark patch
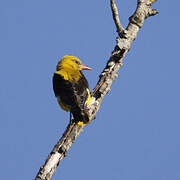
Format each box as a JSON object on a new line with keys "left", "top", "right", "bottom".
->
{"left": 44, "top": 152, "right": 61, "bottom": 173}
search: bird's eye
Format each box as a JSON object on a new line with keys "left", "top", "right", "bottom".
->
{"left": 73, "top": 60, "right": 81, "bottom": 65}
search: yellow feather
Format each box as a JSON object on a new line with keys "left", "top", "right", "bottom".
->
{"left": 86, "top": 88, "right": 91, "bottom": 105}
{"left": 55, "top": 56, "right": 82, "bottom": 82}
{"left": 55, "top": 70, "right": 81, "bottom": 82}
{"left": 77, "top": 121, "right": 85, "bottom": 126}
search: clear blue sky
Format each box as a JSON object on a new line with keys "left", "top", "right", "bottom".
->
{"left": 1, "top": 0, "right": 180, "bottom": 180}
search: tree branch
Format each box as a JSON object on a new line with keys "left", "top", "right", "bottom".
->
{"left": 110, "top": 0, "right": 125, "bottom": 36}
{"left": 35, "top": 0, "right": 158, "bottom": 179}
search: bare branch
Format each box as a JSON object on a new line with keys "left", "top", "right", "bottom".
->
{"left": 35, "top": 122, "right": 84, "bottom": 180}
{"left": 35, "top": 0, "right": 158, "bottom": 179}
{"left": 110, "top": 0, "right": 125, "bottom": 36}
{"left": 128, "top": 0, "right": 158, "bottom": 29}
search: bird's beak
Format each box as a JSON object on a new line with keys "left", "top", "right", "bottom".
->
{"left": 80, "top": 64, "right": 92, "bottom": 70}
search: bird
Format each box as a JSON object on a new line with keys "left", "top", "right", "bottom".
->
{"left": 53, "top": 55, "right": 92, "bottom": 126}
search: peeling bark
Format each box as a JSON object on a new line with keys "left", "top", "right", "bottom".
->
{"left": 35, "top": 0, "right": 158, "bottom": 179}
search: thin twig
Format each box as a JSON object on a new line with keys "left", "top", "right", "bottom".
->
{"left": 110, "top": 0, "right": 124, "bottom": 36}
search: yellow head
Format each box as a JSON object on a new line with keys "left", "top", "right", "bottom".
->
{"left": 56, "top": 55, "right": 91, "bottom": 72}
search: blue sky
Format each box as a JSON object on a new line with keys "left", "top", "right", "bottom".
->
{"left": 1, "top": 0, "right": 180, "bottom": 180}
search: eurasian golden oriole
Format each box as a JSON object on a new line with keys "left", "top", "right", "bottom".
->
{"left": 53, "top": 55, "right": 91, "bottom": 125}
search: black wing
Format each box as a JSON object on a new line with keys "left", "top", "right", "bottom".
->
{"left": 53, "top": 73, "right": 89, "bottom": 123}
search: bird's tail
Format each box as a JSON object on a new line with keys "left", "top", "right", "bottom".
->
{"left": 72, "top": 108, "right": 90, "bottom": 126}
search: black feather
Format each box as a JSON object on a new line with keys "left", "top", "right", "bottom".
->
{"left": 53, "top": 73, "right": 90, "bottom": 123}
